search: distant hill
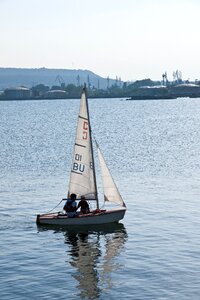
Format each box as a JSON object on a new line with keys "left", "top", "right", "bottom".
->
{"left": 0, "top": 67, "right": 116, "bottom": 89}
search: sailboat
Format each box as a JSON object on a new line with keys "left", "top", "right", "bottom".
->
{"left": 36, "top": 87, "right": 126, "bottom": 226}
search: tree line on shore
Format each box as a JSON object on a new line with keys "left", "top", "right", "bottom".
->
{"left": 29, "top": 78, "right": 162, "bottom": 98}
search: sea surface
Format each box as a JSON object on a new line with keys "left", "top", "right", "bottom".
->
{"left": 0, "top": 97, "right": 200, "bottom": 300}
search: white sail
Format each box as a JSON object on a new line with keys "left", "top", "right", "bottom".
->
{"left": 68, "top": 90, "right": 97, "bottom": 200}
{"left": 97, "top": 145, "right": 126, "bottom": 207}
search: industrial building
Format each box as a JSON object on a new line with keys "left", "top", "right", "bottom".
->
{"left": 44, "top": 90, "right": 68, "bottom": 99}
{"left": 4, "top": 87, "right": 31, "bottom": 100}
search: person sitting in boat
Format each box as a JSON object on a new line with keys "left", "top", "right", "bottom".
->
{"left": 76, "top": 195, "right": 90, "bottom": 214}
{"left": 63, "top": 193, "right": 77, "bottom": 217}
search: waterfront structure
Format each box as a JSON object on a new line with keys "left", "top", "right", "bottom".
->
{"left": 44, "top": 90, "right": 68, "bottom": 99}
{"left": 4, "top": 87, "right": 31, "bottom": 100}
{"left": 170, "top": 84, "right": 200, "bottom": 98}
{"left": 130, "top": 85, "right": 173, "bottom": 100}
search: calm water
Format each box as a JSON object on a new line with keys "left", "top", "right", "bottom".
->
{"left": 0, "top": 97, "right": 200, "bottom": 299}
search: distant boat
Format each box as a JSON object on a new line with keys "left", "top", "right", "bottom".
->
{"left": 36, "top": 87, "right": 126, "bottom": 226}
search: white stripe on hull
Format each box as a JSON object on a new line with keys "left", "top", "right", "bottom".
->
{"left": 37, "top": 208, "right": 126, "bottom": 226}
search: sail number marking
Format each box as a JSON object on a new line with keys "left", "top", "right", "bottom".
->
{"left": 73, "top": 153, "right": 85, "bottom": 173}
{"left": 82, "top": 121, "right": 88, "bottom": 140}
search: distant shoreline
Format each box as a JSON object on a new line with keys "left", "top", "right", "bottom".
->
{"left": 1, "top": 96, "right": 200, "bottom": 102}
{"left": 1, "top": 68, "right": 200, "bottom": 100}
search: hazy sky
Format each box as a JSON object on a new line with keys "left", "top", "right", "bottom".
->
{"left": 0, "top": 0, "right": 200, "bottom": 81}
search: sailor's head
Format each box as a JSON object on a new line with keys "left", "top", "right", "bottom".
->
{"left": 70, "top": 193, "right": 77, "bottom": 201}
{"left": 81, "top": 195, "right": 86, "bottom": 200}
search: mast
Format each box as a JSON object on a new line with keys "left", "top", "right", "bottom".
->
{"left": 84, "top": 86, "right": 99, "bottom": 209}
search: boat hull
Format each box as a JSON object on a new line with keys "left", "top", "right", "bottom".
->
{"left": 36, "top": 208, "right": 126, "bottom": 226}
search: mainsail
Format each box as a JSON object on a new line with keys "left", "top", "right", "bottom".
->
{"left": 68, "top": 89, "right": 97, "bottom": 202}
{"left": 97, "top": 144, "right": 126, "bottom": 207}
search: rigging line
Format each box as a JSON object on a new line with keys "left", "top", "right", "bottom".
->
{"left": 44, "top": 199, "right": 64, "bottom": 214}
{"left": 91, "top": 130, "right": 99, "bottom": 148}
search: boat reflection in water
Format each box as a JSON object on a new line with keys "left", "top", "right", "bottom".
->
{"left": 37, "top": 223, "right": 127, "bottom": 299}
